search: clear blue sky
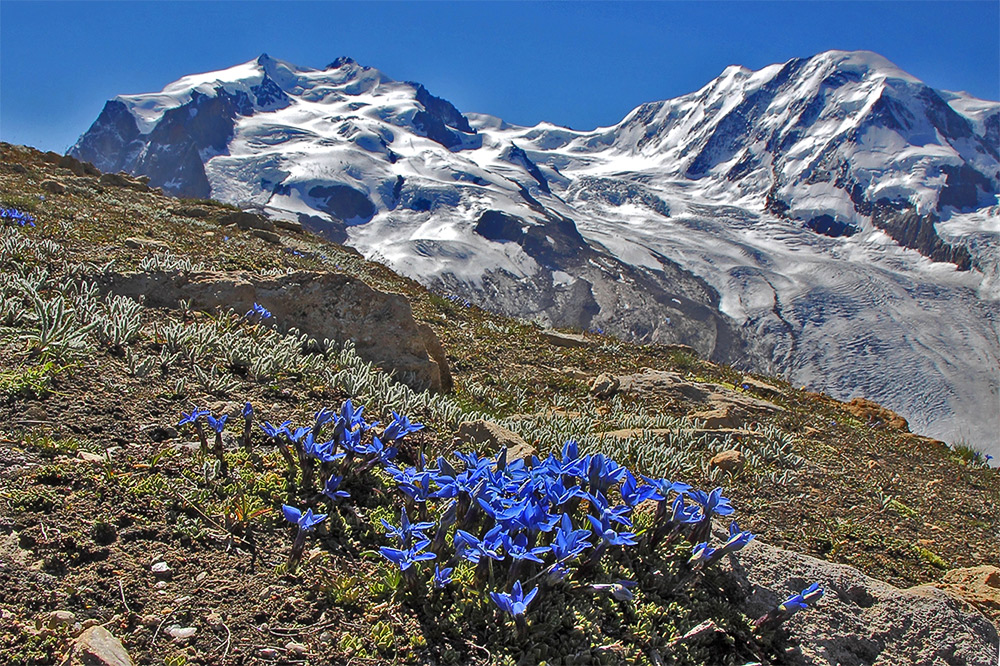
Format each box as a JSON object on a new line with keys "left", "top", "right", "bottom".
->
{"left": 2, "top": 1, "right": 998, "bottom": 153}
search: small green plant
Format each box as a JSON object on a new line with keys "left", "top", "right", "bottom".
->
{"left": 0, "top": 361, "right": 67, "bottom": 399}
{"left": 20, "top": 432, "right": 79, "bottom": 459}
{"left": 912, "top": 544, "right": 948, "bottom": 570}
{"left": 950, "top": 440, "right": 993, "bottom": 468}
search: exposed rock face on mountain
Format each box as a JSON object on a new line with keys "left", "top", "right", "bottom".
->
{"left": 70, "top": 50, "right": 1000, "bottom": 453}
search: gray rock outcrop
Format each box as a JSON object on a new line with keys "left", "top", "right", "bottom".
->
{"left": 456, "top": 419, "right": 535, "bottom": 463}
{"left": 100, "top": 270, "right": 450, "bottom": 392}
{"left": 729, "top": 540, "right": 999, "bottom": 665}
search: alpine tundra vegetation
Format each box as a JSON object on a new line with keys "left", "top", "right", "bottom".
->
{"left": 0, "top": 144, "right": 997, "bottom": 665}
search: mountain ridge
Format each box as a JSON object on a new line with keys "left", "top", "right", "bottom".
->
{"left": 69, "top": 50, "right": 1000, "bottom": 453}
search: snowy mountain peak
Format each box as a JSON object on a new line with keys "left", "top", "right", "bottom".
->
{"left": 70, "top": 53, "right": 1000, "bottom": 452}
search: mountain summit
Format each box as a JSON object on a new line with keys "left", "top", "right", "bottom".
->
{"left": 70, "top": 51, "right": 1000, "bottom": 452}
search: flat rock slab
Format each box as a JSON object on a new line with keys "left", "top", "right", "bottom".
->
{"left": 740, "top": 376, "right": 783, "bottom": 397}
{"left": 540, "top": 329, "right": 592, "bottom": 348}
{"left": 729, "top": 541, "right": 998, "bottom": 666}
{"left": 608, "top": 369, "right": 782, "bottom": 413}
{"left": 98, "top": 270, "right": 450, "bottom": 393}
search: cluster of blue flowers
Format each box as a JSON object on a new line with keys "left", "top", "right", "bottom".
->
{"left": 1, "top": 207, "right": 35, "bottom": 227}
{"left": 179, "top": 396, "right": 823, "bottom": 631}
{"left": 373, "top": 439, "right": 770, "bottom": 629}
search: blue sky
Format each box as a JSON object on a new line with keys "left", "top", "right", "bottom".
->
{"left": 2, "top": 1, "right": 998, "bottom": 153}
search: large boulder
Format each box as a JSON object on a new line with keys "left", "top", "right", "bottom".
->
{"left": 100, "top": 270, "right": 450, "bottom": 392}
{"left": 728, "top": 540, "right": 998, "bottom": 665}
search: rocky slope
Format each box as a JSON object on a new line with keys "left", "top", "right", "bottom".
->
{"left": 1, "top": 144, "right": 998, "bottom": 665}
{"left": 69, "top": 51, "right": 1000, "bottom": 453}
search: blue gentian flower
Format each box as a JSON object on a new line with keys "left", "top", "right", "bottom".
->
{"left": 245, "top": 302, "right": 272, "bottom": 319}
{"left": 620, "top": 470, "right": 656, "bottom": 507}
{"left": 313, "top": 406, "right": 337, "bottom": 431}
{"left": 0, "top": 208, "right": 36, "bottom": 227}
{"left": 501, "top": 532, "right": 550, "bottom": 563}
{"left": 433, "top": 564, "right": 454, "bottom": 588}
{"left": 550, "top": 512, "right": 592, "bottom": 562}
{"left": 588, "top": 580, "right": 636, "bottom": 601}
{"left": 489, "top": 580, "right": 538, "bottom": 618}
{"left": 688, "top": 542, "right": 717, "bottom": 568}
{"left": 281, "top": 504, "right": 327, "bottom": 532}
{"left": 642, "top": 476, "right": 693, "bottom": 502}
{"left": 382, "top": 411, "right": 423, "bottom": 441}
{"left": 178, "top": 408, "right": 210, "bottom": 427}
{"left": 206, "top": 414, "right": 228, "bottom": 434}
{"left": 586, "top": 514, "right": 638, "bottom": 547}
{"left": 322, "top": 474, "right": 350, "bottom": 501}
{"left": 379, "top": 543, "right": 436, "bottom": 571}
{"left": 779, "top": 583, "right": 824, "bottom": 614}
{"left": 688, "top": 487, "right": 735, "bottom": 518}
{"left": 381, "top": 507, "right": 435, "bottom": 548}
{"left": 241, "top": 402, "right": 253, "bottom": 419}
{"left": 454, "top": 526, "right": 504, "bottom": 564}
{"left": 720, "top": 522, "right": 755, "bottom": 554}
{"left": 260, "top": 419, "right": 291, "bottom": 439}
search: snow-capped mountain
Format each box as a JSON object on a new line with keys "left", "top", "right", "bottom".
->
{"left": 70, "top": 51, "right": 1000, "bottom": 453}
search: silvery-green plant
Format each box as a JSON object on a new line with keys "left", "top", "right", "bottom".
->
{"left": 193, "top": 364, "right": 240, "bottom": 396}
{"left": 138, "top": 251, "right": 204, "bottom": 273}
{"left": 21, "top": 292, "right": 95, "bottom": 360}
{"left": 94, "top": 294, "right": 143, "bottom": 355}
{"left": 125, "top": 348, "right": 155, "bottom": 378}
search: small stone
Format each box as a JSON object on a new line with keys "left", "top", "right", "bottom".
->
{"left": 659, "top": 343, "right": 699, "bottom": 358}
{"left": 273, "top": 218, "right": 304, "bottom": 233}
{"left": 285, "top": 641, "right": 308, "bottom": 655}
{"left": 590, "top": 373, "right": 621, "bottom": 399}
{"left": 252, "top": 229, "right": 282, "bottom": 244}
{"left": 82, "top": 619, "right": 100, "bottom": 630}
{"left": 167, "top": 625, "right": 196, "bottom": 642}
{"left": 688, "top": 403, "right": 743, "bottom": 429}
{"left": 195, "top": 571, "right": 207, "bottom": 583}
{"left": 259, "top": 585, "right": 285, "bottom": 600}
{"left": 708, "top": 449, "right": 745, "bottom": 474}
{"left": 41, "top": 179, "right": 66, "bottom": 194}
{"left": 456, "top": 420, "right": 535, "bottom": 463}
{"left": 206, "top": 612, "right": 224, "bottom": 629}
{"left": 151, "top": 562, "right": 172, "bottom": 579}
{"left": 142, "top": 424, "right": 179, "bottom": 442}
{"left": 47, "top": 610, "right": 76, "bottom": 628}
{"left": 77, "top": 451, "right": 105, "bottom": 463}
{"left": 62, "top": 625, "right": 134, "bottom": 666}
{"left": 123, "top": 237, "right": 170, "bottom": 251}
{"left": 259, "top": 648, "right": 278, "bottom": 660}
{"left": 140, "top": 615, "right": 160, "bottom": 628}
